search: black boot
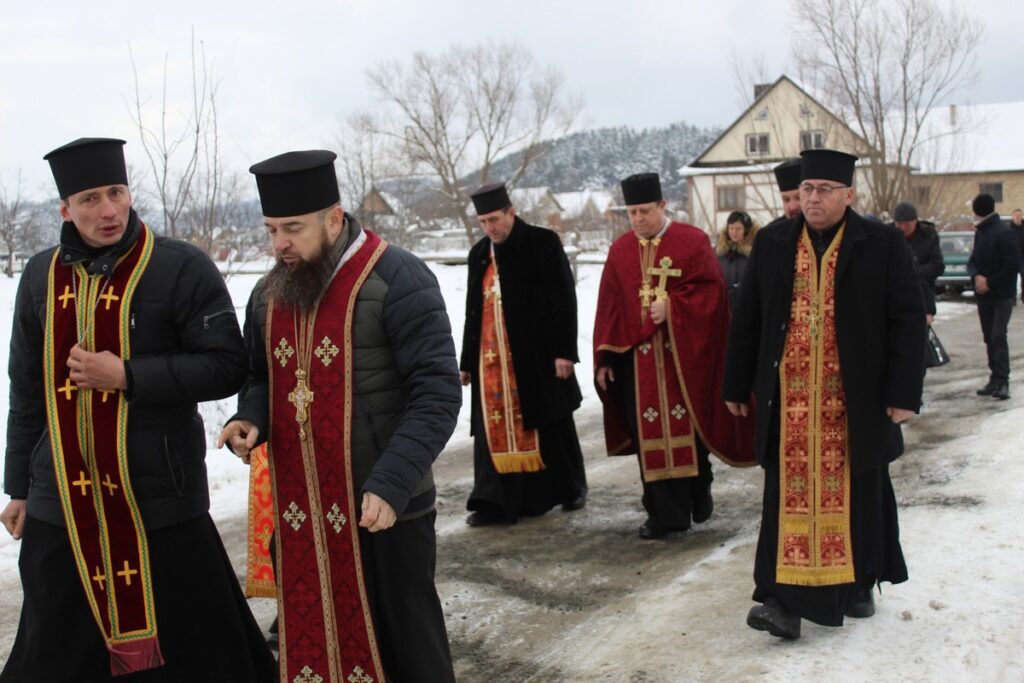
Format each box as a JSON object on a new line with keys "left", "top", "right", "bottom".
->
{"left": 993, "top": 383, "right": 1011, "bottom": 400}
{"left": 845, "top": 588, "right": 876, "bottom": 618}
{"left": 977, "top": 380, "right": 998, "bottom": 396}
{"left": 747, "top": 598, "right": 801, "bottom": 639}
{"left": 692, "top": 492, "right": 714, "bottom": 524}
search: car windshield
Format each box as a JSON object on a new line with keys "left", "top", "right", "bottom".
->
{"left": 940, "top": 235, "right": 973, "bottom": 256}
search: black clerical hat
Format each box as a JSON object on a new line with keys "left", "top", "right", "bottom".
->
{"left": 800, "top": 149, "right": 858, "bottom": 186}
{"left": 43, "top": 138, "right": 128, "bottom": 199}
{"left": 773, "top": 159, "right": 802, "bottom": 192}
{"left": 249, "top": 150, "right": 340, "bottom": 218}
{"left": 470, "top": 182, "right": 512, "bottom": 215}
{"left": 621, "top": 173, "right": 662, "bottom": 205}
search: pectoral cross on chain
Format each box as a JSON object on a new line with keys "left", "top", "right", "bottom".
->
{"left": 648, "top": 257, "right": 681, "bottom": 302}
{"left": 806, "top": 306, "right": 821, "bottom": 341}
{"left": 288, "top": 369, "right": 315, "bottom": 440}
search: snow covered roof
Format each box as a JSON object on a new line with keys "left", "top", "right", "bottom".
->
{"left": 912, "top": 101, "right": 1024, "bottom": 174}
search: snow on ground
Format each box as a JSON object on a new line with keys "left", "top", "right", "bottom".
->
{"left": 1, "top": 258, "right": 1024, "bottom": 681}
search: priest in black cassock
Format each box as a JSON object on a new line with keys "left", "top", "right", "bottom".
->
{"left": 723, "top": 149, "right": 926, "bottom": 639}
{"left": 460, "top": 182, "right": 588, "bottom": 525}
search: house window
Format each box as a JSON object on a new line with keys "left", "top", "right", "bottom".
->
{"left": 800, "top": 130, "right": 826, "bottom": 151}
{"left": 978, "top": 182, "right": 1003, "bottom": 203}
{"left": 717, "top": 186, "right": 745, "bottom": 211}
{"left": 745, "top": 133, "right": 770, "bottom": 156}
{"left": 912, "top": 185, "right": 931, "bottom": 206}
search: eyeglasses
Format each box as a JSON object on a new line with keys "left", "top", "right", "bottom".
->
{"left": 799, "top": 183, "right": 847, "bottom": 198}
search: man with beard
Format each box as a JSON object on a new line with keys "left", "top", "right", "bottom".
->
{"left": 773, "top": 159, "right": 803, "bottom": 222}
{"left": 593, "top": 172, "right": 755, "bottom": 539}
{"left": 218, "top": 150, "right": 460, "bottom": 683}
{"left": 1, "top": 138, "right": 275, "bottom": 682}
{"left": 724, "top": 149, "right": 925, "bottom": 639}
{"left": 460, "top": 182, "right": 587, "bottom": 526}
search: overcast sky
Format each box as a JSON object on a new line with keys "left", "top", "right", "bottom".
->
{"left": 1, "top": 0, "right": 1020, "bottom": 200}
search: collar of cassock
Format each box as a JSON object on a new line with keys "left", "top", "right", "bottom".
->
{"left": 58, "top": 208, "right": 142, "bottom": 275}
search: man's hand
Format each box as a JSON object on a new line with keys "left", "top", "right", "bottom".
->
{"left": 217, "top": 420, "right": 259, "bottom": 464}
{"left": 1, "top": 499, "right": 27, "bottom": 540}
{"left": 974, "top": 274, "right": 989, "bottom": 294}
{"left": 554, "top": 358, "right": 575, "bottom": 379}
{"left": 359, "top": 492, "right": 397, "bottom": 533}
{"left": 650, "top": 299, "right": 667, "bottom": 325}
{"left": 596, "top": 366, "right": 615, "bottom": 392}
{"left": 887, "top": 407, "right": 914, "bottom": 424}
{"left": 459, "top": 371, "right": 471, "bottom": 386}
{"left": 67, "top": 344, "right": 127, "bottom": 391}
{"left": 725, "top": 401, "right": 749, "bottom": 417}
{"left": 926, "top": 314, "right": 934, "bottom": 325}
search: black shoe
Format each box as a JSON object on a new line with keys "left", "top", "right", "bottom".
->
{"left": 638, "top": 520, "right": 668, "bottom": 540}
{"left": 692, "top": 492, "right": 714, "bottom": 524}
{"left": 747, "top": 598, "right": 801, "bottom": 639}
{"left": 561, "top": 494, "right": 587, "bottom": 512}
{"left": 977, "top": 381, "right": 998, "bottom": 396}
{"left": 845, "top": 588, "right": 876, "bottom": 619}
{"left": 993, "top": 383, "right": 1011, "bottom": 401}
{"left": 466, "top": 510, "right": 506, "bottom": 527}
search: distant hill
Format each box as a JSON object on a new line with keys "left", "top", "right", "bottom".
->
{"left": 476, "top": 121, "right": 722, "bottom": 200}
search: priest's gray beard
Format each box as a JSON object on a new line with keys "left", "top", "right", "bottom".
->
{"left": 263, "top": 229, "right": 346, "bottom": 312}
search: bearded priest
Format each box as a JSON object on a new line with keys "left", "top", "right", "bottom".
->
{"left": 219, "top": 150, "right": 460, "bottom": 682}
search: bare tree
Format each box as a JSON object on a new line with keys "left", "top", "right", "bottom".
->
{"left": 333, "top": 111, "right": 398, "bottom": 218}
{"left": 126, "top": 29, "right": 211, "bottom": 238}
{"left": 366, "top": 43, "right": 581, "bottom": 242}
{"left": 791, "top": 0, "right": 983, "bottom": 215}
{"left": 0, "top": 174, "right": 26, "bottom": 277}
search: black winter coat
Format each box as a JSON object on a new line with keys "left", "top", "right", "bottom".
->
{"left": 968, "top": 214, "right": 1021, "bottom": 300}
{"left": 460, "top": 217, "right": 582, "bottom": 431}
{"left": 4, "top": 211, "right": 247, "bottom": 529}
{"left": 723, "top": 209, "right": 926, "bottom": 473}
{"left": 234, "top": 218, "right": 461, "bottom": 519}
{"left": 900, "top": 220, "right": 944, "bottom": 315}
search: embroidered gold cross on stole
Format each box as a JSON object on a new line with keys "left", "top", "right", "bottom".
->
{"left": 288, "top": 369, "right": 315, "bottom": 440}
{"left": 648, "top": 257, "right": 681, "bottom": 302}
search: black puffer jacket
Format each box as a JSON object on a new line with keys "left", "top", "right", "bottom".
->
{"left": 233, "top": 217, "right": 461, "bottom": 520}
{"left": 968, "top": 214, "right": 1021, "bottom": 301}
{"left": 4, "top": 211, "right": 247, "bottom": 529}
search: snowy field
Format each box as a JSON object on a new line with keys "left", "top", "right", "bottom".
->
{"left": 0, "top": 258, "right": 1023, "bottom": 681}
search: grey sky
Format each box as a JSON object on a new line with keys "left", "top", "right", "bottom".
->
{"left": 1, "top": 0, "right": 1019, "bottom": 200}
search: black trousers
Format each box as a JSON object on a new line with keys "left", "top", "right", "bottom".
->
{"left": 358, "top": 511, "right": 455, "bottom": 683}
{"left": 977, "top": 298, "right": 1014, "bottom": 382}
{"left": 1, "top": 514, "right": 276, "bottom": 683}
{"left": 619, "top": 350, "right": 713, "bottom": 529}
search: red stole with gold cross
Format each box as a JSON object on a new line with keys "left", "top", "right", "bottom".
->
{"left": 630, "top": 237, "right": 697, "bottom": 481}
{"left": 243, "top": 443, "right": 276, "bottom": 598}
{"left": 777, "top": 225, "right": 855, "bottom": 586}
{"left": 267, "top": 229, "right": 387, "bottom": 683}
{"left": 43, "top": 225, "right": 162, "bottom": 675}
{"left": 593, "top": 224, "right": 756, "bottom": 471}
{"left": 478, "top": 258, "right": 543, "bottom": 473}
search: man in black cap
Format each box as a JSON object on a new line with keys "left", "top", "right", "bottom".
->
{"left": 0, "top": 138, "right": 275, "bottom": 681}
{"left": 724, "top": 148, "right": 926, "bottom": 639}
{"left": 459, "top": 182, "right": 588, "bottom": 526}
{"left": 593, "top": 173, "right": 755, "bottom": 539}
{"left": 773, "top": 159, "right": 803, "bottom": 221}
{"left": 219, "top": 150, "right": 459, "bottom": 683}
{"left": 890, "top": 201, "right": 944, "bottom": 325}
{"left": 968, "top": 193, "right": 1019, "bottom": 400}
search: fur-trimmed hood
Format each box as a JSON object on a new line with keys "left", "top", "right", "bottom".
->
{"left": 715, "top": 222, "right": 759, "bottom": 257}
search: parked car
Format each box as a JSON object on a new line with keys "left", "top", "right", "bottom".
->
{"left": 936, "top": 231, "right": 974, "bottom": 295}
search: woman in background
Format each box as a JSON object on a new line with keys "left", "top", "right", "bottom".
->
{"left": 716, "top": 210, "right": 758, "bottom": 311}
